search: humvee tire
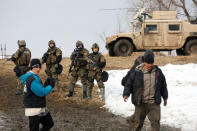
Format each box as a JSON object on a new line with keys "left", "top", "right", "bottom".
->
{"left": 113, "top": 39, "right": 133, "bottom": 56}
{"left": 176, "top": 48, "right": 185, "bottom": 56}
{"left": 184, "top": 39, "right": 197, "bottom": 55}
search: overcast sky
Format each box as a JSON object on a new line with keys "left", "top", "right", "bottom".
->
{"left": 1, "top": 0, "right": 195, "bottom": 58}
{"left": 0, "top": 0, "right": 129, "bottom": 58}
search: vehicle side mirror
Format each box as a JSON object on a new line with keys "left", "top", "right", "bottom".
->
{"left": 144, "top": 27, "right": 149, "bottom": 34}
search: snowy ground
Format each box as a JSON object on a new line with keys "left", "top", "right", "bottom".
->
{"left": 104, "top": 63, "right": 197, "bottom": 131}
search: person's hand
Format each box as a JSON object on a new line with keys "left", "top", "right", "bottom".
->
{"left": 164, "top": 99, "right": 167, "bottom": 106}
{"left": 44, "top": 78, "right": 50, "bottom": 87}
{"left": 123, "top": 96, "right": 129, "bottom": 102}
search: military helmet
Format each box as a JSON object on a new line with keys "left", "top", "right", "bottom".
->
{"left": 92, "top": 43, "right": 99, "bottom": 49}
{"left": 76, "top": 40, "right": 84, "bottom": 48}
{"left": 18, "top": 40, "right": 26, "bottom": 47}
{"left": 48, "top": 40, "right": 56, "bottom": 47}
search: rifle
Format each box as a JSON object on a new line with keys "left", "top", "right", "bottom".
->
{"left": 69, "top": 48, "right": 83, "bottom": 73}
{"left": 7, "top": 58, "right": 12, "bottom": 61}
{"left": 88, "top": 54, "right": 102, "bottom": 72}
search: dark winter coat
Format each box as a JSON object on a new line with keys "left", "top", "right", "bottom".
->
{"left": 123, "top": 65, "right": 168, "bottom": 106}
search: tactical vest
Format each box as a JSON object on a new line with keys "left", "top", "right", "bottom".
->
{"left": 46, "top": 48, "right": 62, "bottom": 65}
{"left": 71, "top": 48, "right": 89, "bottom": 67}
{"left": 88, "top": 52, "right": 106, "bottom": 70}
{"left": 15, "top": 48, "right": 31, "bottom": 66}
{"left": 89, "top": 53, "right": 102, "bottom": 62}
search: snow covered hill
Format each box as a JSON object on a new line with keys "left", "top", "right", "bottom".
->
{"left": 104, "top": 63, "right": 197, "bottom": 131}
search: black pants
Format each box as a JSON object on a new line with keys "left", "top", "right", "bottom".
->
{"left": 29, "top": 112, "right": 54, "bottom": 131}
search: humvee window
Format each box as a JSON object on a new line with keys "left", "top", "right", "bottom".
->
{"left": 134, "top": 22, "right": 142, "bottom": 32}
{"left": 146, "top": 25, "right": 157, "bottom": 31}
{"left": 169, "top": 24, "right": 180, "bottom": 31}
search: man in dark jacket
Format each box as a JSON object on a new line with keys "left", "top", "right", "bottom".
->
{"left": 123, "top": 50, "right": 168, "bottom": 131}
{"left": 20, "top": 59, "right": 55, "bottom": 131}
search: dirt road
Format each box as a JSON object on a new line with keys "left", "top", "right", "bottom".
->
{"left": 1, "top": 54, "right": 194, "bottom": 130}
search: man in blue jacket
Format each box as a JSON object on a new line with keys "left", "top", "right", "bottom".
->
{"left": 123, "top": 50, "right": 168, "bottom": 131}
{"left": 20, "top": 59, "right": 55, "bottom": 131}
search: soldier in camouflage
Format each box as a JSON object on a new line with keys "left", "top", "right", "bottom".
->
{"left": 42, "top": 40, "right": 62, "bottom": 92}
{"left": 87, "top": 43, "right": 106, "bottom": 101}
{"left": 11, "top": 40, "right": 31, "bottom": 95}
{"left": 64, "top": 41, "right": 89, "bottom": 99}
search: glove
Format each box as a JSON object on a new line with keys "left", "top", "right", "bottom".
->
{"left": 98, "top": 62, "right": 106, "bottom": 69}
{"left": 49, "top": 78, "right": 55, "bottom": 88}
{"left": 56, "top": 64, "right": 63, "bottom": 74}
{"left": 56, "top": 55, "right": 62, "bottom": 64}
{"left": 18, "top": 51, "right": 23, "bottom": 57}
{"left": 80, "top": 60, "right": 87, "bottom": 66}
{"left": 44, "top": 78, "right": 50, "bottom": 87}
{"left": 14, "top": 66, "right": 21, "bottom": 77}
{"left": 42, "top": 53, "right": 49, "bottom": 63}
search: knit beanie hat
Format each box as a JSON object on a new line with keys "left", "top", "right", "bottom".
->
{"left": 30, "top": 59, "right": 41, "bottom": 69}
{"left": 144, "top": 50, "right": 154, "bottom": 64}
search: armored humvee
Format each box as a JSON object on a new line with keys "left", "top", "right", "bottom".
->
{"left": 106, "top": 9, "right": 197, "bottom": 56}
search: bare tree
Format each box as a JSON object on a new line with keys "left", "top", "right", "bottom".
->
{"left": 127, "top": 0, "right": 175, "bottom": 14}
{"left": 192, "top": 0, "right": 197, "bottom": 6}
{"left": 127, "top": 0, "right": 197, "bottom": 21}
{"left": 156, "top": 0, "right": 174, "bottom": 10}
{"left": 171, "top": 0, "right": 191, "bottom": 21}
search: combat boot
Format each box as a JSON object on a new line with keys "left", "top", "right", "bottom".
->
{"left": 64, "top": 91, "right": 73, "bottom": 97}
{"left": 64, "top": 84, "right": 74, "bottom": 97}
{"left": 83, "top": 85, "right": 88, "bottom": 99}
{"left": 100, "top": 88, "right": 105, "bottom": 102}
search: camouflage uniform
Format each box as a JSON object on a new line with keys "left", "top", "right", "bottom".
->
{"left": 42, "top": 40, "right": 62, "bottom": 92}
{"left": 65, "top": 41, "right": 89, "bottom": 98}
{"left": 11, "top": 40, "right": 31, "bottom": 95}
{"left": 87, "top": 43, "right": 106, "bottom": 101}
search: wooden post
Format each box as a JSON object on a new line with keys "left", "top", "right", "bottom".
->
{"left": 4, "top": 44, "right": 6, "bottom": 58}
{"left": 1, "top": 44, "right": 3, "bottom": 59}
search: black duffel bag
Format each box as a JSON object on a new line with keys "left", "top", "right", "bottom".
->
{"left": 101, "top": 71, "right": 109, "bottom": 82}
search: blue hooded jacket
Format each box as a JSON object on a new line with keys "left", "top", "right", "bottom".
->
{"left": 20, "top": 72, "right": 52, "bottom": 108}
{"left": 20, "top": 72, "right": 52, "bottom": 97}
